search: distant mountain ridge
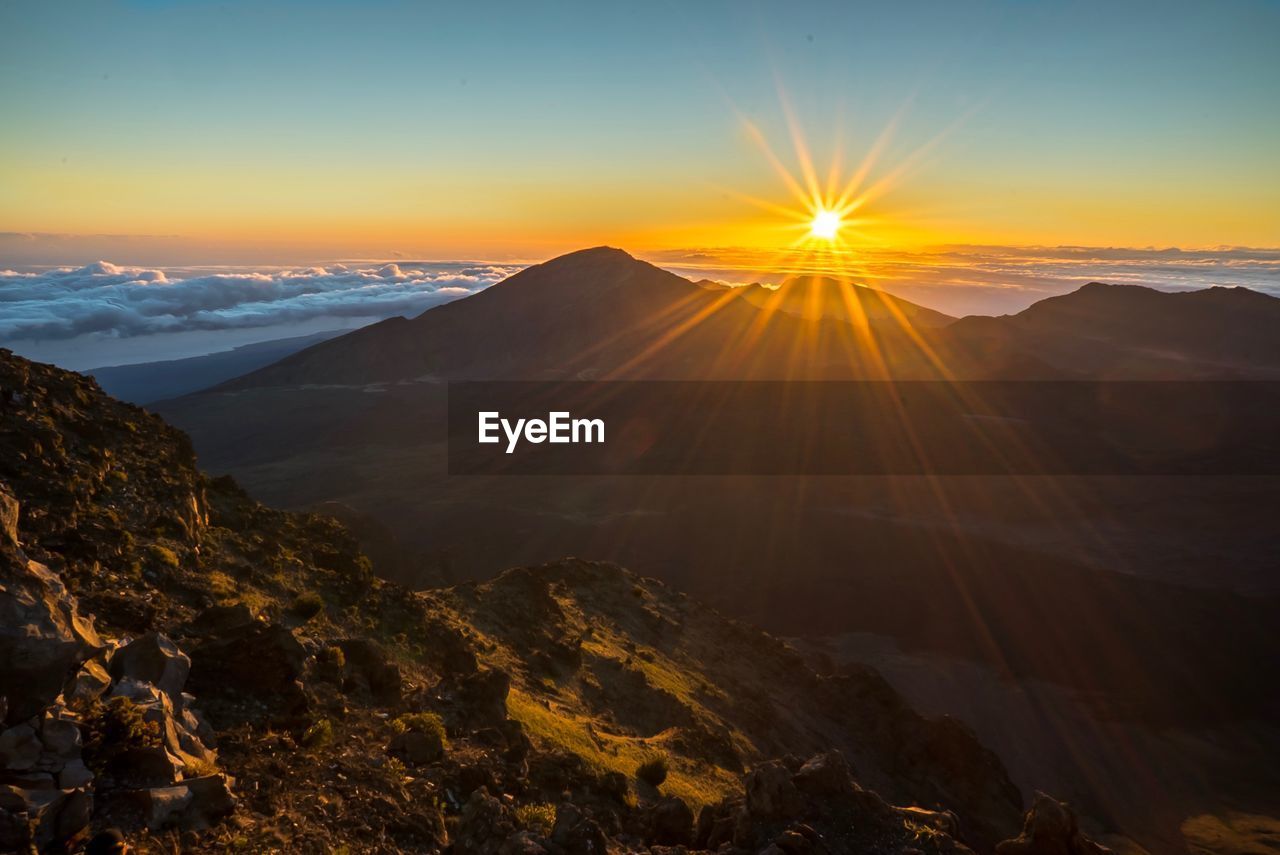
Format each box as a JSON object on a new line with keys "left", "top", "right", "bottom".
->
{"left": 736, "top": 276, "right": 957, "bottom": 328}
{"left": 89, "top": 330, "right": 345, "bottom": 404}
{"left": 213, "top": 247, "right": 1280, "bottom": 391}
{"left": 948, "top": 281, "right": 1280, "bottom": 378}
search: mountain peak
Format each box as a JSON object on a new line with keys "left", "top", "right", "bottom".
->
{"left": 539, "top": 245, "right": 637, "bottom": 267}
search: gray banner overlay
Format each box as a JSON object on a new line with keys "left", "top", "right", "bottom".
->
{"left": 447, "top": 381, "right": 1280, "bottom": 476}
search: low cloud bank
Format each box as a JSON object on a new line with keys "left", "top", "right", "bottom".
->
{"left": 655, "top": 245, "right": 1280, "bottom": 316}
{"left": 0, "top": 260, "right": 520, "bottom": 341}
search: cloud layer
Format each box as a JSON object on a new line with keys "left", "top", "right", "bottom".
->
{"left": 0, "top": 260, "right": 520, "bottom": 341}
{"left": 656, "top": 245, "right": 1280, "bottom": 317}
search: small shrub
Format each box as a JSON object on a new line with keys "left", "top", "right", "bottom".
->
{"left": 302, "top": 719, "right": 334, "bottom": 748}
{"left": 315, "top": 644, "right": 346, "bottom": 682}
{"left": 636, "top": 755, "right": 668, "bottom": 788}
{"left": 290, "top": 590, "right": 325, "bottom": 621}
{"left": 147, "top": 543, "right": 180, "bottom": 570}
{"left": 83, "top": 697, "right": 162, "bottom": 771}
{"left": 515, "top": 803, "right": 556, "bottom": 835}
{"left": 390, "top": 711, "right": 448, "bottom": 746}
{"left": 183, "top": 756, "right": 219, "bottom": 778}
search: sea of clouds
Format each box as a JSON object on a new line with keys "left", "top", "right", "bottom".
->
{"left": 0, "top": 260, "right": 520, "bottom": 341}
{"left": 3, "top": 246, "right": 1277, "bottom": 369}
{"left": 660, "top": 245, "right": 1280, "bottom": 318}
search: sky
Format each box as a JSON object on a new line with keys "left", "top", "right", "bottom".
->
{"left": 2, "top": 0, "right": 1278, "bottom": 263}
{"left": 1, "top": 1, "right": 1278, "bottom": 367}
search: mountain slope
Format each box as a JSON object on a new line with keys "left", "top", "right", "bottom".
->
{"left": 214, "top": 250, "right": 1280, "bottom": 392}
{"left": 0, "top": 346, "right": 1088, "bottom": 853}
{"left": 88, "top": 330, "right": 345, "bottom": 404}
{"left": 736, "top": 276, "right": 956, "bottom": 328}
{"left": 215, "top": 247, "right": 956, "bottom": 388}
{"left": 947, "top": 282, "right": 1280, "bottom": 378}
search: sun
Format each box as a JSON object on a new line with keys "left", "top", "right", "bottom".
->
{"left": 809, "top": 208, "right": 842, "bottom": 240}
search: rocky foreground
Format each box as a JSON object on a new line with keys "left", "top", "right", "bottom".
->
{"left": 0, "top": 347, "right": 1112, "bottom": 853}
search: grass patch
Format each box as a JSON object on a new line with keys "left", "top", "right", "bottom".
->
{"left": 302, "top": 719, "right": 334, "bottom": 748}
{"left": 390, "top": 711, "right": 448, "bottom": 746}
{"left": 506, "top": 688, "right": 734, "bottom": 810}
{"left": 515, "top": 803, "right": 556, "bottom": 835}
{"left": 147, "top": 543, "right": 181, "bottom": 570}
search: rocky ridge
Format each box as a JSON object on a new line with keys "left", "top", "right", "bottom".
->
{"left": 0, "top": 347, "right": 1112, "bottom": 853}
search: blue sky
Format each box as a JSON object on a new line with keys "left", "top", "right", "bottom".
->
{"left": 2, "top": 0, "right": 1277, "bottom": 259}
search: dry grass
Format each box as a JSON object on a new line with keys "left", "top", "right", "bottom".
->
{"left": 506, "top": 688, "right": 735, "bottom": 810}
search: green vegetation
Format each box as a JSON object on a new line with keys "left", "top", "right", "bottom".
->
{"left": 302, "top": 719, "right": 334, "bottom": 748}
{"left": 390, "top": 711, "right": 448, "bottom": 745}
{"left": 636, "top": 755, "right": 669, "bottom": 788}
{"left": 82, "top": 696, "right": 162, "bottom": 771}
{"left": 290, "top": 590, "right": 325, "bottom": 620}
{"left": 515, "top": 803, "right": 556, "bottom": 835}
{"left": 507, "top": 688, "right": 731, "bottom": 810}
{"left": 147, "top": 542, "right": 180, "bottom": 569}
{"left": 183, "top": 756, "right": 220, "bottom": 778}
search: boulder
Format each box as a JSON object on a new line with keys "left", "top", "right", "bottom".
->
{"left": 135, "top": 774, "right": 236, "bottom": 830}
{"left": 454, "top": 787, "right": 516, "bottom": 855}
{"left": 62, "top": 656, "right": 112, "bottom": 706}
{"left": 498, "top": 830, "right": 549, "bottom": 855}
{"left": 39, "top": 712, "right": 82, "bottom": 759}
{"left": 649, "top": 795, "right": 695, "bottom": 846}
{"left": 445, "top": 668, "right": 510, "bottom": 729}
{"left": 110, "top": 633, "right": 191, "bottom": 700}
{"left": 770, "top": 824, "right": 825, "bottom": 854}
{"left": 58, "top": 758, "right": 93, "bottom": 789}
{"left": 108, "top": 678, "right": 216, "bottom": 776}
{"left": 187, "top": 602, "right": 256, "bottom": 637}
{"left": 695, "top": 800, "right": 743, "bottom": 851}
{"left": 188, "top": 620, "right": 307, "bottom": 717}
{"left": 996, "top": 793, "right": 1112, "bottom": 855}
{"left": 338, "top": 638, "right": 403, "bottom": 704}
{"left": 0, "top": 724, "right": 41, "bottom": 772}
{"left": 792, "top": 751, "right": 855, "bottom": 800}
{"left": 549, "top": 801, "right": 609, "bottom": 855}
{"left": 745, "top": 760, "right": 805, "bottom": 820}
{"left": 0, "top": 482, "right": 17, "bottom": 548}
{"left": 388, "top": 729, "right": 443, "bottom": 766}
{"left": 1, "top": 785, "right": 93, "bottom": 852}
{"left": 0, "top": 552, "right": 103, "bottom": 724}
{"left": 105, "top": 745, "right": 182, "bottom": 789}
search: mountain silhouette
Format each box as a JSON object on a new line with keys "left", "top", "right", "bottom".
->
{"left": 947, "top": 281, "right": 1280, "bottom": 378}
{"left": 735, "top": 275, "right": 956, "bottom": 328}
{"left": 215, "top": 249, "right": 1280, "bottom": 391}
{"left": 216, "top": 247, "right": 962, "bottom": 388}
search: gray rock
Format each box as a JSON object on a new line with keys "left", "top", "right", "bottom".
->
{"left": 745, "top": 760, "right": 804, "bottom": 820}
{"left": 8, "top": 785, "right": 93, "bottom": 851}
{"left": 62, "top": 657, "right": 112, "bottom": 705}
{"left": 111, "top": 678, "right": 217, "bottom": 772}
{"left": 649, "top": 795, "right": 695, "bottom": 846}
{"left": 39, "top": 713, "right": 82, "bottom": 758}
{"left": 110, "top": 633, "right": 191, "bottom": 701}
{"left": 792, "top": 751, "right": 855, "bottom": 800}
{"left": 996, "top": 792, "right": 1112, "bottom": 855}
{"left": 389, "top": 729, "right": 444, "bottom": 766}
{"left": 0, "top": 553, "right": 103, "bottom": 724}
{"left": 0, "top": 482, "right": 17, "bottom": 548}
{"left": 143, "top": 783, "right": 194, "bottom": 829}
{"left": 106, "top": 745, "right": 182, "bottom": 789}
{"left": 58, "top": 758, "right": 93, "bottom": 789}
{"left": 0, "top": 724, "right": 41, "bottom": 771}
